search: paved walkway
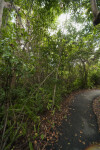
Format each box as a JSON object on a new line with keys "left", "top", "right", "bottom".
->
{"left": 46, "top": 90, "right": 100, "bottom": 150}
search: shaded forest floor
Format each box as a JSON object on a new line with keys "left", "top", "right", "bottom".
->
{"left": 32, "top": 89, "right": 100, "bottom": 150}
{"left": 38, "top": 89, "right": 100, "bottom": 150}
{"left": 14, "top": 88, "right": 100, "bottom": 150}
{"left": 93, "top": 96, "right": 100, "bottom": 132}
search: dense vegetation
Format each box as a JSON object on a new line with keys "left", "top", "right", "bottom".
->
{"left": 0, "top": 0, "right": 100, "bottom": 149}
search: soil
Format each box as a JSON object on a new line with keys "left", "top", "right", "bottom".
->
{"left": 93, "top": 96, "right": 100, "bottom": 132}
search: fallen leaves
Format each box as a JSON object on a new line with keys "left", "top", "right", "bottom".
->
{"left": 79, "top": 139, "right": 82, "bottom": 143}
{"left": 68, "top": 142, "right": 71, "bottom": 145}
{"left": 27, "top": 89, "right": 94, "bottom": 149}
{"left": 33, "top": 92, "right": 77, "bottom": 149}
{"left": 75, "top": 133, "right": 77, "bottom": 136}
{"left": 93, "top": 96, "right": 100, "bottom": 132}
{"left": 82, "top": 141, "right": 85, "bottom": 145}
{"left": 80, "top": 131, "right": 83, "bottom": 134}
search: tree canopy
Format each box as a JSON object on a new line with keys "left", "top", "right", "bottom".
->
{"left": 0, "top": 0, "right": 100, "bottom": 28}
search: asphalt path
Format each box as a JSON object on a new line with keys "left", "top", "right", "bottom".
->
{"left": 46, "top": 90, "right": 100, "bottom": 150}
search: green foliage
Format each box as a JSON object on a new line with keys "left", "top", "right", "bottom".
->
{"left": 90, "top": 69, "right": 100, "bottom": 85}
{"left": 29, "top": 141, "right": 33, "bottom": 150}
{"left": 41, "top": 134, "right": 45, "bottom": 140}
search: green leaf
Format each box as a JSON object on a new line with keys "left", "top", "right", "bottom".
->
{"left": 41, "top": 134, "right": 45, "bottom": 140}
{"left": 29, "top": 141, "right": 33, "bottom": 150}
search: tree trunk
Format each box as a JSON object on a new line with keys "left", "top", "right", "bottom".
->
{"left": 82, "top": 62, "right": 88, "bottom": 88}
{"left": 91, "top": 0, "right": 98, "bottom": 17}
{"left": 52, "top": 65, "right": 59, "bottom": 109}
{"left": 90, "top": 0, "right": 100, "bottom": 25}
{"left": 0, "top": 0, "right": 11, "bottom": 28}
{"left": 0, "top": 1, "right": 22, "bottom": 28}
{"left": 52, "top": 46, "right": 62, "bottom": 109}
{"left": 0, "top": 0, "right": 4, "bottom": 28}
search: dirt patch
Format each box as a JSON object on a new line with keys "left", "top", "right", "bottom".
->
{"left": 93, "top": 96, "right": 100, "bottom": 132}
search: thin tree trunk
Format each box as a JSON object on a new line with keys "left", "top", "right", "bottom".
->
{"left": 52, "top": 65, "right": 59, "bottom": 109}
{"left": 90, "top": 0, "right": 99, "bottom": 17}
{"left": 0, "top": 0, "right": 4, "bottom": 28}
{"left": 82, "top": 61, "right": 87, "bottom": 87}
{"left": 52, "top": 46, "right": 62, "bottom": 109}
{"left": 0, "top": 1, "right": 22, "bottom": 28}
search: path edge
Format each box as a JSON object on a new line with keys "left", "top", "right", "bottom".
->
{"left": 93, "top": 96, "right": 100, "bottom": 132}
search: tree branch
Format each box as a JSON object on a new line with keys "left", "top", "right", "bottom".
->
{"left": 0, "top": 0, "right": 4, "bottom": 28}
{"left": 90, "top": 0, "right": 99, "bottom": 17}
{"left": 0, "top": 0, "right": 23, "bottom": 28}
{"left": 4, "top": 1, "right": 11, "bottom": 8}
{"left": 90, "top": 0, "right": 100, "bottom": 25}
